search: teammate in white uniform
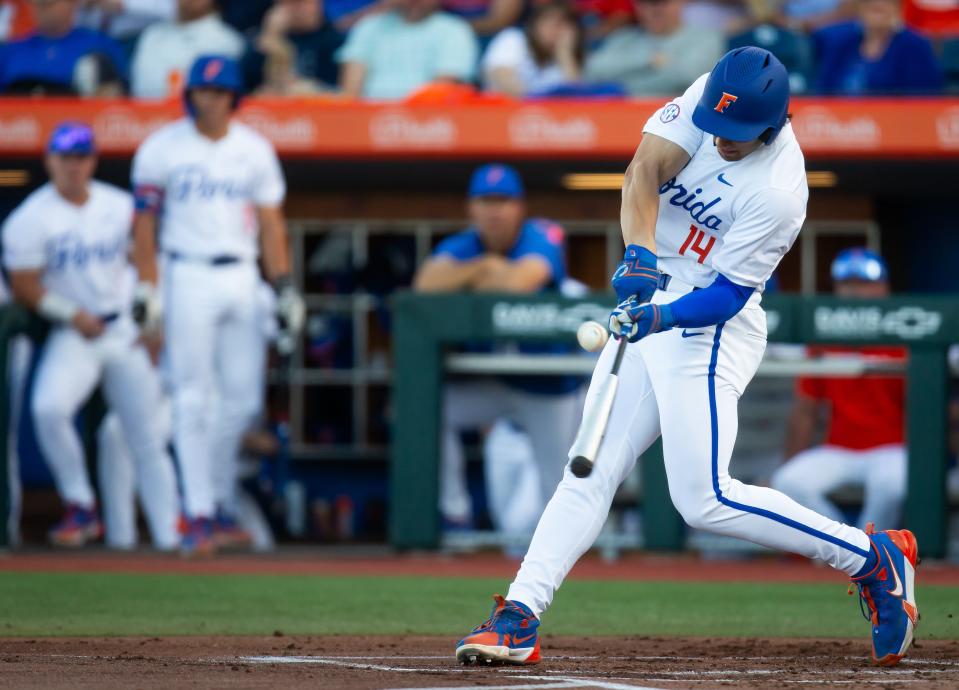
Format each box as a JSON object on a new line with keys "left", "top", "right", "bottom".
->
{"left": 1, "top": 122, "right": 179, "bottom": 549}
{"left": 456, "top": 48, "right": 920, "bottom": 668}
{"left": 131, "top": 55, "right": 304, "bottom": 556}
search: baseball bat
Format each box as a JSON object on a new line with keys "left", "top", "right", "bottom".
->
{"left": 568, "top": 335, "right": 628, "bottom": 478}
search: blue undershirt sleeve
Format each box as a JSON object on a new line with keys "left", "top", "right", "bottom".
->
{"left": 666, "top": 274, "right": 755, "bottom": 328}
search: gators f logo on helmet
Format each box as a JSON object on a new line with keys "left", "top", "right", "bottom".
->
{"left": 714, "top": 92, "right": 738, "bottom": 113}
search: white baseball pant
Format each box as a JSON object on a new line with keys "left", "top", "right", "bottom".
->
{"left": 507, "top": 282, "right": 872, "bottom": 617}
{"left": 772, "top": 443, "right": 907, "bottom": 531}
{"left": 163, "top": 260, "right": 264, "bottom": 519}
{"left": 483, "top": 420, "right": 544, "bottom": 539}
{"left": 96, "top": 396, "right": 178, "bottom": 550}
{"left": 31, "top": 319, "right": 176, "bottom": 519}
{"left": 440, "top": 381, "right": 581, "bottom": 525}
{"left": 5, "top": 336, "right": 31, "bottom": 547}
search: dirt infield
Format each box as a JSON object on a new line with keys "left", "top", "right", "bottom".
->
{"left": 2, "top": 635, "right": 958, "bottom": 689}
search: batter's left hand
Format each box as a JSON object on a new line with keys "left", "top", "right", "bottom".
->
{"left": 609, "top": 298, "right": 675, "bottom": 343}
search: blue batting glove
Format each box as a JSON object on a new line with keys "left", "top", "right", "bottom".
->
{"left": 611, "top": 244, "right": 660, "bottom": 303}
{"left": 608, "top": 298, "right": 675, "bottom": 343}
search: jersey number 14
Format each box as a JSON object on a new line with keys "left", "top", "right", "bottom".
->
{"left": 679, "top": 225, "right": 715, "bottom": 264}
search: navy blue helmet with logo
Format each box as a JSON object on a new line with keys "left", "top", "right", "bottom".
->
{"left": 692, "top": 47, "right": 790, "bottom": 145}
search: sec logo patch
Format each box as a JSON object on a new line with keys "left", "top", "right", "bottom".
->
{"left": 660, "top": 103, "right": 680, "bottom": 123}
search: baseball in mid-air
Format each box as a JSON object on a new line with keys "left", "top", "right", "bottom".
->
{"left": 576, "top": 320, "right": 609, "bottom": 352}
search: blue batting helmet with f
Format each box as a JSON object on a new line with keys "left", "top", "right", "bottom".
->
{"left": 184, "top": 55, "right": 242, "bottom": 115}
{"left": 692, "top": 47, "right": 790, "bottom": 145}
{"left": 831, "top": 248, "right": 889, "bottom": 283}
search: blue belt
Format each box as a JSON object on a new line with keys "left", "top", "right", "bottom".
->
{"left": 100, "top": 312, "right": 120, "bottom": 323}
{"left": 167, "top": 251, "right": 241, "bottom": 266}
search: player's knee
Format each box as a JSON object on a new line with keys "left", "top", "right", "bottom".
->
{"left": 220, "top": 395, "right": 261, "bottom": 428}
{"left": 670, "top": 485, "right": 724, "bottom": 531}
{"left": 31, "top": 393, "right": 72, "bottom": 426}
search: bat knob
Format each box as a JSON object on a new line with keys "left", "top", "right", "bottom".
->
{"left": 570, "top": 456, "right": 594, "bottom": 478}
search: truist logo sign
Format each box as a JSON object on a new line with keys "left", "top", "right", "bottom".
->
{"left": 793, "top": 108, "right": 880, "bottom": 148}
{"left": 935, "top": 107, "right": 959, "bottom": 149}
{"left": 814, "top": 306, "right": 943, "bottom": 340}
{"left": 369, "top": 110, "right": 456, "bottom": 149}
{"left": 509, "top": 108, "right": 596, "bottom": 149}
{"left": 241, "top": 108, "right": 315, "bottom": 149}
{"left": 94, "top": 108, "right": 169, "bottom": 147}
{"left": 0, "top": 118, "right": 39, "bottom": 146}
{"left": 492, "top": 302, "right": 609, "bottom": 335}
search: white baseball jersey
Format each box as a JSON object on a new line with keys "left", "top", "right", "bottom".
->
{"left": 131, "top": 118, "right": 285, "bottom": 260}
{"left": 642, "top": 73, "right": 808, "bottom": 291}
{"left": 1, "top": 181, "right": 134, "bottom": 316}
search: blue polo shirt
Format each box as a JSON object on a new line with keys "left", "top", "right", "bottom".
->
{"left": 0, "top": 28, "right": 127, "bottom": 93}
{"left": 435, "top": 218, "right": 582, "bottom": 395}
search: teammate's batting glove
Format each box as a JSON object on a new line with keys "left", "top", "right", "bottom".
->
{"left": 608, "top": 297, "right": 675, "bottom": 343}
{"left": 274, "top": 275, "right": 305, "bottom": 356}
{"left": 611, "top": 244, "right": 660, "bottom": 303}
{"left": 131, "top": 282, "right": 162, "bottom": 332}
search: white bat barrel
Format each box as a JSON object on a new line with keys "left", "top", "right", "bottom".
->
{"left": 568, "top": 372, "right": 620, "bottom": 476}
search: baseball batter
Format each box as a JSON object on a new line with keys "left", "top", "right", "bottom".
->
{"left": 1, "top": 122, "right": 179, "bottom": 549}
{"left": 131, "top": 55, "right": 304, "bottom": 556}
{"left": 457, "top": 48, "right": 919, "bottom": 668}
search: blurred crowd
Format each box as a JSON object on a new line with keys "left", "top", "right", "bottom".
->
{"left": 0, "top": 0, "right": 955, "bottom": 102}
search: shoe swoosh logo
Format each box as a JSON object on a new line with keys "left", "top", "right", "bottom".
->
{"left": 883, "top": 545, "right": 904, "bottom": 598}
{"left": 681, "top": 329, "right": 705, "bottom": 338}
{"left": 513, "top": 633, "right": 536, "bottom": 644}
{"left": 718, "top": 173, "right": 733, "bottom": 187}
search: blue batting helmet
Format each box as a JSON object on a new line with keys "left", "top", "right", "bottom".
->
{"left": 184, "top": 55, "right": 242, "bottom": 115}
{"left": 692, "top": 47, "right": 790, "bottom": 145}
{"left": 831, "top": 248, "right": 889, "bottom": 283}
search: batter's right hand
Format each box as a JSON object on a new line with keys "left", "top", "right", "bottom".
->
{"left": 611, "top": 244, "right": 660, "bottom": 303}
{"left": 72, "top": 311, "right": 106, "bottom": 339}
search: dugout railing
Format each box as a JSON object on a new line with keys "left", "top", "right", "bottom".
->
{"left": 390, "top": 293, "right": 957, "bottom": 557}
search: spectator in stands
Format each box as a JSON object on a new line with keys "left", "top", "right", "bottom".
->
{"left": 337, "top": 0, "right": 478, "bottom": 101}
{"left": 324, "top": 0, "right": 385, "bottom": 32}
{"left": 481, "top": 1, "right": 583, "bottom": 97}
{"left": 242, "top": 0, "right": 344, "bottom": 94}
{"left": 583, "top": 0, "right": 724, "bottom": 96}
{"left": 573, "top": 0, "right": 635, "bottom": 48}
{"left": 0, "top": 0, "right": 127, "bottom": 95}
{"left": 781, "top": 0, "right": 853, "bottom": 33}
{"left": 812, "top": 0, "right": 943, "bottom": 94}
{"left": 0, "top": 0, "right": 36, "bottom": 41}
{"left": 130, "top": 0, "right": 244, "bottom": 98}
{"left": 728, "top": 0, "right": 813, "bottom": 92}
{"left": 77, "top": 0, "right": 176, "bottom": 49}
{"left": 413, "top": 164, "right": 582, "bottom": 534}
{"left": 441, "top": 0, "right": 523, "bottom": 46}
{"left": 221, "top": 0, "right": 272, "bottom": 32}
{"left": 772, "top": 248, "right": 907, "bottom": 531}
{"left": 683, "top": 0, "right": 748, "bottom": 32}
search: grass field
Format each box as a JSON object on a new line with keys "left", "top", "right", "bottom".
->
{"left": 2, "top": 572, "right": 958, "bottom": 640}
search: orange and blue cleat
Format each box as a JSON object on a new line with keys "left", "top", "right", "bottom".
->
{"left": 456, "top": 595, "right": 540, "bottom": 665}
{"left": 850, "top": 525, "right": 920, "bottom": 666}
{"left": 180, "top": 516, "right": 216, "bottom": 558}
{"left": 48, "top": 503, "right": 102, "bottom": 547}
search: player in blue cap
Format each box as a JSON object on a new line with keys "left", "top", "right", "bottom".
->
{"left": 131, "top": 55, "right": 304, "bottom": 556}
{"left": 414, "top": 163, "right": 583, "bottom": 539}
{"left": 2, "top": 121, "right": 180, "bottom": 550}
{"left": 457, "top": 48, "right": 919, "bottom": 668}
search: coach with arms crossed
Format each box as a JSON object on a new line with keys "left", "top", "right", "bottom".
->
{"left": 414, "top": 164, "right": 582, "bottom": 534}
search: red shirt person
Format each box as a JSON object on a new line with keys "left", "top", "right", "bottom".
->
{"left": 773, "top": 249, "right": 907, "bottom": 531}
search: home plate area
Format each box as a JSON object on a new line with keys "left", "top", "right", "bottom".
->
{"left": 3, "top": 636, "right": 959, "bottom": 689}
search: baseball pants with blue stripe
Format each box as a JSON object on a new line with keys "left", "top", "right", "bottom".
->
{"left": 507, "top": 287, "right": 872, "bottom": 618}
